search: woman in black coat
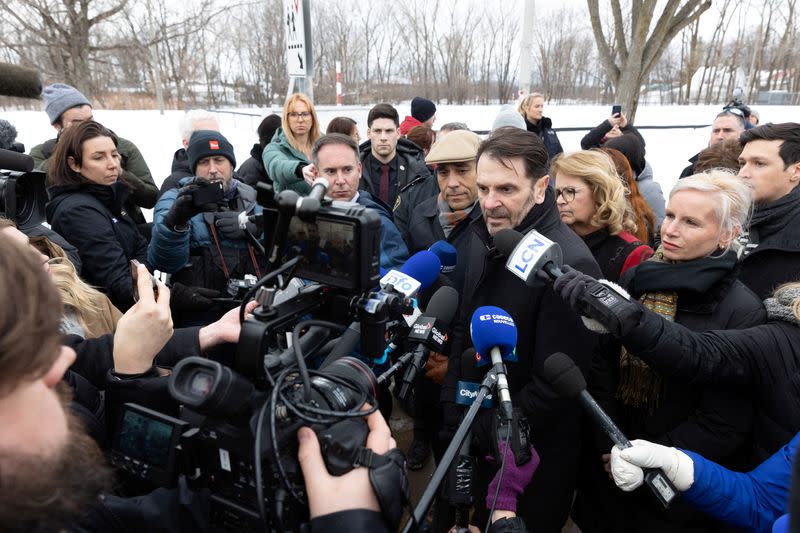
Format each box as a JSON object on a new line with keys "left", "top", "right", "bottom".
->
{"left": 517, "top": 93, "right": 563, "bottom": 161}
{"left": 574, "top": 170, "right": 766, "bottom": 533}
{"left": 46, "top": 121, "right": 148, "bottom": 311}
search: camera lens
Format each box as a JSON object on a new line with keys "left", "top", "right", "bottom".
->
{"left": 312, "top": 356, "right": 377, "bottom": 411}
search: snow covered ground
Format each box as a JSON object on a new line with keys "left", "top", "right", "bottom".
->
{"left": 5, "top": 103, "right": 800, "bottom": 220}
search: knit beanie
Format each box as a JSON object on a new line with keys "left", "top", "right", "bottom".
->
{"left": 604, "top": 134, "right": 646, "bottom": 177}
{"left": 187, "top": 130, "right": 236, "bottom": 172}
{"left": 42, "top": 83, "right": 91, "bottom": 125}
{"left": 492, "top": 104, "right": 526, "bottom": 131}
{"left": 411, "top": 96, "right": 437, "bottom": 123}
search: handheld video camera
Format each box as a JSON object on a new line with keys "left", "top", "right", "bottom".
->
{"left": 0, "top": 148, "right": 48, "bottom": 230}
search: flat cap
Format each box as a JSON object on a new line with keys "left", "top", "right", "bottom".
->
{"left": 425, "top": 130, "right": 481, "bottom": 165}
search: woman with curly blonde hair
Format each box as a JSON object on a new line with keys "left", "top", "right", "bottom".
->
{"left": 551, "top": 150, "right": 653, "bottom": 282}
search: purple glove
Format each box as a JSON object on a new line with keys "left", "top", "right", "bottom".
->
{"left": 485, "top": 441, "right": 540, "bottom": 513}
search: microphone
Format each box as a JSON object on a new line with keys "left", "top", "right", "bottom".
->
{"left": 429, "top": 240, "right": 457, "bottom": 274}
{"left": 296, "top": 177, "right": 329, "bottom": 221}
{"left": 542, "top": 352, "right": 678, "bottom": 509}
{"left": 0, "top": 63, "right": 43, "bottom": 99}
{"left": 0, "top": 148, "right": 35, "bottom": 172}
{"left": 455, "top": 348, "right": 493, "bottom": 409}
{"left": 395, "top": 286, "right": 459, "bottom": 399}
{"left": 494, "top": 228, "right": 564, "bottom": 284}
{"left": 470, "top": 306, "right": 517, "bottom": 422}
{"left": 379, "top": 249, "right": 441, "bottom": 298}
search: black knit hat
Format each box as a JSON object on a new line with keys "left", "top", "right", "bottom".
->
{"left": 604, "top": 134, "right": 646, "bottom": 176}
{"left": 411, "top": 96, "right": 437, "bottom": 123}
{"left": 187, "top": 130, "right": 236, "bottom": 172}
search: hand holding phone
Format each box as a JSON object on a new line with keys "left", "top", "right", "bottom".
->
{"left": 611, "top": 104, "right": 622, "bottom": 117}
{"left": 131, "top": 259, "right": 159, "bottom": 302}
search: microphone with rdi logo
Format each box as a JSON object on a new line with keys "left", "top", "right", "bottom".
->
{"left": 428, "top": 240, "right": 457, "bottom": 274}
{"left": 394, "top": 285, "right": 459, "bottom": 403}
{"left": 470, "top": 306, "right": 532, "bottom": 467}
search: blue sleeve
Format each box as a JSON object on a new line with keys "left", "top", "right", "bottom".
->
{"left": 147, "top": 189, "right": 191, "bottom": 274}
{"left": 378, "top": 212, "right": 409, "bottom": 270}
{"left": 682, "top": 432, "right": 798, "bottom": 533}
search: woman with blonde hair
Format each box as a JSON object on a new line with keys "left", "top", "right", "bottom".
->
{"left": 0, "top": 218, "right": 121, "bottom": 339}
{"left": 262, "top": 92, "right": 321, "bottom": 195}
{"left": 517, "top": 92, "right": 563, "bottom": 161}
{"left": 551, "top": 150, "right": 653, "bottom": 282}
{"left": 567, "top": 169, "right": 766, "bottom": 533}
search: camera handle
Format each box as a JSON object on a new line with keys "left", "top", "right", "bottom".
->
{"left": 265, "top": 190, "right": 301, "bottom": 273}
{"left": 402, "top": 369, "right": 499, "bottom": 532}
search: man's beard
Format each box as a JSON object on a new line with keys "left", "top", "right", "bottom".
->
{"left": 0, "top": 384, "right": 114, "bottom": 532}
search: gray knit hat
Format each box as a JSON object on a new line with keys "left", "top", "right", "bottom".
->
{"left": 492, "top": 104, "right": 526, "bottom": 131}
{"left": 42, "top": 83, "right": 91, "bottom": 124}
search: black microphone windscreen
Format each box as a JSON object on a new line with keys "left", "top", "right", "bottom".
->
{"left": 542, "top": 352, "right": 586, "bottom": 398}
{"left": 0, "top": 63, "right": 43, "bottom": 99}
{"left": 0, "top": 148, "right": 35, "bottom": 172}
{"left": 494, "top": 228, "right": 524, "bottom": 257}
{"left": 460, "top": 348, "right": 483, "bottom": 382}
{"left": 424, "top": 285, "right": 460, "bottom": 326}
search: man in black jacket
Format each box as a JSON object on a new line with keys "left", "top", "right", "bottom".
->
{"left": 443, "top": 127, "right": 602, "bottom": 533}
{"left": 359, "top": 103, "right": 439, "bottom": 234}
{"left": 737, "top": 122, "right": 800, "bottom": 299}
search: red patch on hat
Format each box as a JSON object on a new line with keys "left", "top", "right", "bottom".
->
{"left": 209, "top": 140, "right": 219, "bottom": 150}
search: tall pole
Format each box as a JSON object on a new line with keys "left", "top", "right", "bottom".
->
{"left": 518, "top": 0, "right": 535, "bottom": 97}
{"left": 336, "top": 61, "right": 342, "bottom": 107}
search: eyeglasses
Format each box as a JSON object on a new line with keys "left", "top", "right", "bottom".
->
{"left": 288, "top": 112, "right": 311, "bottom": 119}
{"left": 555, "top": 186, "right": 583, "bottom": 203}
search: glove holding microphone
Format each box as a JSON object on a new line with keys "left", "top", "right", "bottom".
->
{"left": 610, "top": 440, "right": 695, "bottom": 493}
{"left": 494, "top": 228, "right": 642, "bottom": 337}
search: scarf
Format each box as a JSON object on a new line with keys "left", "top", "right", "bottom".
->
{"left": 764, "top": 286, "right": 800, "bottom": 326}
{"left": 438, "top": 196, "right": 475, "bottom": 238}
{"left": 617, "top": 247, "right": 737, "bottom": 412}
{"left": 742, "top": 186, "right": 800, "bottom": 255}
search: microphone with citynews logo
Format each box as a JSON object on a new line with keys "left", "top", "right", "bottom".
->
{"left": 470, "top": 306, "right": 532, "bottom": 467}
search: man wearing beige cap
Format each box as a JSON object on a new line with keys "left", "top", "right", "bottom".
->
{"left": 396, "top": 129, "right": 482, "bottom": 293}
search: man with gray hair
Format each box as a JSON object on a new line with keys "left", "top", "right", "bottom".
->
{"left": 29, "top": 83, "right": 157, "bottom": 227}
{"left": 159, "top": 109, "right": 220, "bottom": 196}
{"left": 680, "top": 109, "right": 746, "bottom": 178}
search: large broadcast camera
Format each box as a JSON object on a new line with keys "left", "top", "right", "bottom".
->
{"left": 0, "top": 148, "right": 48, "bottom": 230}
{"left": 111, "top": 178, "right": 425, "bottom": 532}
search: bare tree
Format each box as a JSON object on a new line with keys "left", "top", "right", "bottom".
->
{"left": 587, "top": 0, "right": 712, "bottom": 120}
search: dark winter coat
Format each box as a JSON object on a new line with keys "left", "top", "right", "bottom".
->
{"left": 739, "top": 188, "right": 800, "bottom": 300}
{"left": 33, "top": 136, "right": 157, "bottom": 224}
{"left": 148, "top": 176, "right": 264, "bottom": 293}
{"left": 524, "top": 116, "right": 563, "bottom": 161}
{"left": 578, "top": 264, "right": 766, "bottom": 533}
{"left": 680, "top": 152, "right": 701, "bottom": 179}
{"left": 23, "top": 222, "right": 83, "bottom": 274}
{"left": 579, "top": 119, "right": 646, "bottom": 150}
{"left": 618, "top": 311, "right": 800, "bottom": 466}
{"left": 46, "top": 181, "right": 148, "bottom": 311}
{"left": 354, "top": 191, "right": 409, "bottom": 270}
{"left": 443, "top": 187, "right": 602, "bottom": 533}
{"left": 581, "top": 228, "right": 653, "bottom": 283}
{"left": 158, "top": 147, "right": 193, "bottom": 198}
{"left": 261, "top": 127, "right": 311, "bottom": 195}
{"left": 237, "top": 143, "right": 271, "bottom": 187}
{"left": 398, "top": 193, "right": 481, "bottom": 292}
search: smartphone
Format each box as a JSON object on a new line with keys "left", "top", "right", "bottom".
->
{"left": 131, "top": 259, "right": 158, "bottom": 302}
{"left": 191, "top": 180, "right": 224, "bottom": 207}
{"left": 611, "top": 104, "right": 622, "bottom": 116}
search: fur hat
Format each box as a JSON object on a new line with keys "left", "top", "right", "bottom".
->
{"left": 411, "top": 96, "right": 437, "bottom": 123}
{"left": 187, "top": 130, "right": 236, "bottom": 172}
{"left": 42, "top": 83, "right": 91, "bottom": 125}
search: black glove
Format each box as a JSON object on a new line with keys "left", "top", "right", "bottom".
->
{"left": 163, "top": 184, "right": 208, "bottom": 230}
{"left": 552, "top": 265, "right": 641, "bottom": 337}
{"left": 169, "top": 282, "right": 221, "bottom": 312}
{"left": 214, "top": 210, "right": 257, "bottom": 240}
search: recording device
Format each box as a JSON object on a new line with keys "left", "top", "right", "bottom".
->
{"left": 495, "top": 228, "right": 564, "bottom": 284}
{"left": 612, "top": 104, "right": 622, "bottom": 116}
{"left": 226, "top": 274, "right": 257, "bottom": 299}
{"left": 395, "top": 285, "right": 459, "bottom": 403}
{"left": 542, "top": 352, "right": 678, "bottom": 509}
{"left": 130, "top": 259, "right": 159, "bottom": 302}
{"left": 429, "top": 240, "right": 457, "bottom": 274}
{"left": 0, "top": 149, "right": 47, "bottom": 230}
{"left": 723, "top": 86, "right": 751, "bottom": 118}
{"left": 190, "top": 178, "right": 224, "bottom": 207}
{"left": 0, "top": 62, "right": 43, "bottom": 99}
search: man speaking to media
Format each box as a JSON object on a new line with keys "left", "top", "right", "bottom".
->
{"left": 443, "top": 127, "right": 602, "bottom": 532}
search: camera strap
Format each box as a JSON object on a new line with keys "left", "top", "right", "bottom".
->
{"left": 356, "top": 447, "right": 409, "bottom": 532}
{"left": 205, "top": 215, "right": 262, "bottom": 280}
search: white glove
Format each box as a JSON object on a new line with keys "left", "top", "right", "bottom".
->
{"left": 610, "top": 439, "right": 695, "bottom": 492}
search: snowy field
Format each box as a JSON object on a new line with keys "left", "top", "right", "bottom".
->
{"left": 5, "top": 103, "right": 800, "bottom": 220}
